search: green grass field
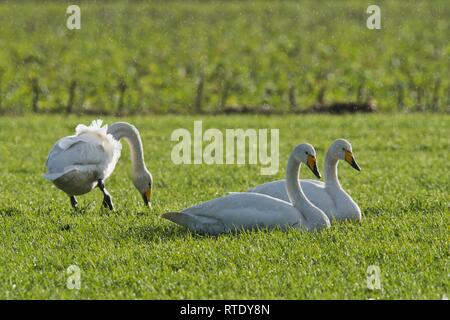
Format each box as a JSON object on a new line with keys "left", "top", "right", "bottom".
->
{"left": 0, "top": 114, "right": 448, "bottom": 299}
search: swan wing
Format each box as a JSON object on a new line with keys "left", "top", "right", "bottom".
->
{"left": 248, "top": 179, "right": 291, "bottom": 202}
{"left": 45, "top": 123, "right": 121, "bottom": 181}
{"left": 301, "top": 179, "right": 325, "bottom": 187}
{"left": 45, "top": 140, "right": 105, "bottom": 180}
{"left": 248, "top": 179, "right": 336, "bottom": 218}
{"left": 163, "top": 193, "right": 301, "bottom": 235}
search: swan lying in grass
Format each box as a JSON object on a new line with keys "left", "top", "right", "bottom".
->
{"left": 247, "top": 139, "right": 361, "bottom": 221}
{"left": 44, "top": 120, "right": 152, "bottom": 209}
{"left": 162, "top": 144, "right": 330, "bottom": 235}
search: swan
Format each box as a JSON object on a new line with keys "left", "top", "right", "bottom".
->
{"left": 44, "top": 120, "right": 152, "bottom": 209}
{"left": 162, "top": 144, "right": 330, "bottom": 235}
{"left": 247, "top": 139, "right": 361, "bottom": 221}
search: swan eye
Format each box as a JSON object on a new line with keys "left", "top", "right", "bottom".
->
{"left": 305, "top": 151, "right": 308, "bottom": 155}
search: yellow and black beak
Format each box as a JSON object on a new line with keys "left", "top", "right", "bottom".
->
{"left": 344, "top": 150, "right": 361, "bottom": 171}
{"left": 142, "top": 188, "right": 152, "bottom": 208}
{"left": 307, "top": 155, "right": 321, "bottom": 179}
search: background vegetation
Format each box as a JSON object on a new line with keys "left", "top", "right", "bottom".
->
{"left": 0, "top": 0, "right": 448, "bottom": 114}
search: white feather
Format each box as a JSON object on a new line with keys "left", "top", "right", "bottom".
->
{"left": 44, "top": 120, "right": 122, "bottom": 196}
{"left": 163, "top": 144, "right": 330, "bottom": 235}
{"left": 248, "top": 139, "right": 361, "bottom": 221}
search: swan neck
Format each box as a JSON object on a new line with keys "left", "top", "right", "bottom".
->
{"left": 107, "top": 122, "right": 146, "bottom": 173}
{"left": 324, "top": 149, "right": 341, "bottom": 189}
{"left": 285, "top": 154, "right": 315, "bottom": 219}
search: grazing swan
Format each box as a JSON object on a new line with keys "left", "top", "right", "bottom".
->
{"left": 248, "top": 139, "right": 361, "bottom": 221}
{"left": 162, "top": 144, "right": 330, "bottom": 235}
{"left": 44, "top": 120, "right": 152, "bottom": 209}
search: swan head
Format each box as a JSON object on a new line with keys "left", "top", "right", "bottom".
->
{"left": 132, "top": 169, "right": 153, "bottom": 208}
{"left": 330, "top": 139, "right": 361, "bottom": 171}
{"left": 293, "top": 143, "right": 321, "bottom": 179}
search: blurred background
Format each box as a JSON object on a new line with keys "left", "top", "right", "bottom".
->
{"left": 0, "top": 0, "right": 448, "bottom": 115}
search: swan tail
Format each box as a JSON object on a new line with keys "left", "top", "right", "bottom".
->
{"left": 162, "top": 211, "right": 225, "bottom": 235}
{"left": 73, "top": 119, "right": 121, "bottom": 162}
{"left": 75, "top": 119, "right": 105, "bottom": 135}
{"left": 162, "top": 212, "right": 189, "bottom": 225}
{"left": 44, "top": 167, "right": 79, "bottom": 181}
{"left": 44, "top": 172, "right": 64, "bottom": 181}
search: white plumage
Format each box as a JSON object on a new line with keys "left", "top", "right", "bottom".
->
{"left": 248, "top": 139, "right": 361, "bottom": 221}
{"left": 163, "top": 144, "right": 330, "bottom": 235}
{"left": 163, "top": 193, "right": 303, "bottom": 235}
{"left": 45, "top": 120, "right": 121, "bottom": 196}
{"left": 247, "top": 179, "right": 335, "bottom": 214}
{"left": 44, "top": 120, "right": 152, "bottom": 209}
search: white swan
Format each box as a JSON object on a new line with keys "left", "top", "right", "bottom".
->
{"left": 248, "top": 139, "right": 361, "bottom": 221}
{"left": 162, "top": 144, "right": 330, "bottom": 235}
{"left": 44, "top": 120, "right": 152, "bottom": 209}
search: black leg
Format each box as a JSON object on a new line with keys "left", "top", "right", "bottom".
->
{"left": 70, "top": 196, "right": 78, "bottom": 209}
{"left": 98, "top": 179, "right": 114, "bottom": 210}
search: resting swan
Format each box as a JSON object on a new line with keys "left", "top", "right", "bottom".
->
{"left": 162, "top": 144, "right": 330, "bottom": 235}
{"left": 248, "top": 139, "right": 361, "bottom": 221}
{"left": 44, "top": 120, "right": 152, "bottom": 209}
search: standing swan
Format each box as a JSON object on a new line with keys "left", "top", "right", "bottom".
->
{"left": 44, "top": 120, "right": 152, "bottom": 209}
{"left": 162, "top": 144, "right": 330, "bottom": 235}
{"left": 248, "top": 139, "right": 361, "bottom": 221}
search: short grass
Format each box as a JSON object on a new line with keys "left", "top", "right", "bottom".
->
{"left": 0, "top": 114, "right": 448, "bottom": 299}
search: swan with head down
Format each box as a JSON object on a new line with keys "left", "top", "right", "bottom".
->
{"left": 44, "top": 120, "right": 152, "bottom": 209}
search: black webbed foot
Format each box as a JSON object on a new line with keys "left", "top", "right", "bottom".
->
{"left": 103, "top": 194, "right": 114, "bottom": 210}
{"left": 70, "top": 196, "right": 78, "bottom": 209}
{"left": 98, "top": 179, "right": 114, "bottom": 211}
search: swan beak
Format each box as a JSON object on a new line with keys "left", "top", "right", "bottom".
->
{"left": 345, "top": 150, "right": 361, "bottom": 171}
{"left": 307, "top": 155, "right": 321, "bottom": 179}
{"left": 142, "top": 188, "right": 152, "bottom": 208}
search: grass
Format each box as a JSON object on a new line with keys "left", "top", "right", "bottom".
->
{"left": 0, "top": 1, "right": 449, "bottom": 114}
{"left": 0, "top": 114, "right": 448, "bottom": 299}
